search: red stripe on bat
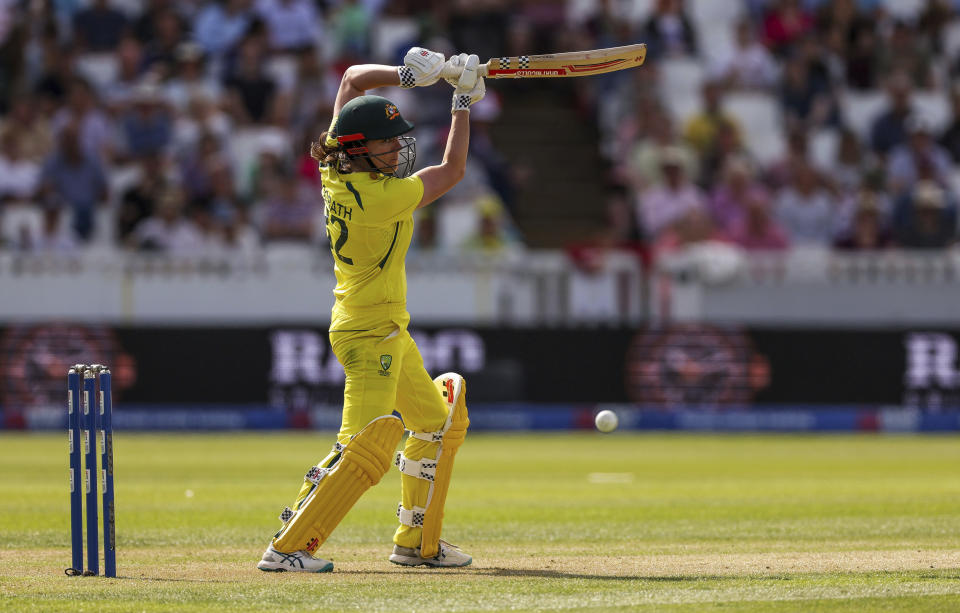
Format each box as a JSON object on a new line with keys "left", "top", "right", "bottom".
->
{"left": 563, "top": 59, "right": 628, "bottom": 73}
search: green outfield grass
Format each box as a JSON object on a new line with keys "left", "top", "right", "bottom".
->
{"left": 1, "top": 432, "right": 959, "bottom": 611}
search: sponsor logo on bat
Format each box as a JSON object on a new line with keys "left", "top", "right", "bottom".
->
{"left": 489, "top": 68, "right": 568, "bottom": 77}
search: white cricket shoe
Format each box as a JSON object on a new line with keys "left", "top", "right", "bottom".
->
{"left": 257, "top": 546, "right": 334, "bottom": 573}
{"left": 389, "top": 540, "right": 472, "bottom": 567}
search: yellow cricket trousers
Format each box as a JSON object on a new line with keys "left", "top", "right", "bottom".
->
{"left": 328, "top": 323, "right": 448, "bottom": 547}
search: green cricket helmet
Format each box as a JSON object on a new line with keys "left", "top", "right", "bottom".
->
{"left": 335, "top": 95, "right": 417, "bottom": 177}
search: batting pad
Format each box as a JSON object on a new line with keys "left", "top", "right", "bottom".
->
{"left": 273, "top": 415, "right": 403, "bottom": 554}
{"left": 396, "top": 373, "right": 469, "bottom": 559}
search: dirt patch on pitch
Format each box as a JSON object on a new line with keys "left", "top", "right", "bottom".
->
{"left": 7, "top": 547, "right": 958, "bottom": 583}
{"left": 464, "top": 549, "right": 960, "bottom": 579}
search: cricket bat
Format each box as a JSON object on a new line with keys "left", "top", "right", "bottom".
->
{"left": 440, "top": 44, "right": 646, "bottom": 80}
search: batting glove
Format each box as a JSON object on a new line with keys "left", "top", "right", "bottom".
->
{"left": 450, "top": 54, "right": 485, "bottom": 113}
{"left": 442, "top": 53, "right": 470, "bottom": 86}
{"left": 399, "top": 47, "right": 446, "bottom": 88}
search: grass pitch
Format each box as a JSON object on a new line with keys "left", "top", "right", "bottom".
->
{"left": 1, "top": 432, "right": 958, "bottom": 611}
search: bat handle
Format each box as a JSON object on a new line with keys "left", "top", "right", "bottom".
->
{"left": 439, "top": 62, "right": 490, "bottom": 81}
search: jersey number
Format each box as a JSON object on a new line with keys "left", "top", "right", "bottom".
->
{"left": 329, "top": 215, "right": 353, "bottom": 265}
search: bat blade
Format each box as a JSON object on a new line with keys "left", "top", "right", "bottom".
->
{"left": 483, "top": 44, "right": 646, "bottom": 79}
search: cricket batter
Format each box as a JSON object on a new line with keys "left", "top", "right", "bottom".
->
{"left": 257, "top": 48, "right": 484, "bottom": 572}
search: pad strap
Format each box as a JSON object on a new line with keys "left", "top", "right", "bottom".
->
{"left": 272, "top": 415, "right": 404, "bottom": 554}
{"left": 394, "top": 452, "right": 437, "bottom": 481}
{"left": 396, "top": 503, "right": 426, "bottom": 528}
{"left": 305, "top": 465, "right": 328, "bottom": 485}
{"left": 408, "top": 409, "right": 454, "bottom": 443}
{"left": 279, "top": 506, "right": 294, "bottom": 523}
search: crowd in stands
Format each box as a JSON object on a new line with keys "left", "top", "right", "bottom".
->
{"left": 583, "top": 0, "right": 960, "bottom": 256}
{"left": 2, "top": 0, "right": 960, "bottom": 258}
{"left": 0, "top": 0, "right": 522, "bottom": 255}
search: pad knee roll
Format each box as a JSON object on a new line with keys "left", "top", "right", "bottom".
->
{"left": 273, "top": 415, "right": 403, "bottom": 554}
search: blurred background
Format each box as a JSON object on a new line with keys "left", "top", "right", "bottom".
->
{"left": 2, "top": 0, "right": 960, "bottom": 432}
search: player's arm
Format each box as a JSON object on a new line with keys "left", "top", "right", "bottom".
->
{"left": 332, "top": 65, "right": 400, "bottom": 116}
{"left": 332, "top": 48, "right": 447, "bottom": 116}
{"left": 415, "top": 54, "right": 485, "bottom": 209}
{"left": 416, "top": 112, "right": 470, "bottom": 208}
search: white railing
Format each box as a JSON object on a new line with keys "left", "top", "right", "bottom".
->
{"left": 5, "top": 244, "right": 960, "bottom": 326}
{"left": 0, "top": 246, "right": 644, "bottom": 326}
{"left": 653, "top": 245, "right": 960, "bottom": 325}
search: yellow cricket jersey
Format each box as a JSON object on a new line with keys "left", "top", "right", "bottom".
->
{"left": 320, "top": 165, "right": 424, "bottom": 331}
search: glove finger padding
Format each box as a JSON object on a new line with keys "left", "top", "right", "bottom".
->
{"left": 455, "top": 55, "right": 480, "bottom": 92}
{"left": 399, "top": 46, "right": 446, "bottom": 88}
{"left": 451, "top": 55, "right": 485, "bottom": 113}
{"left": 443, "top": 53, "right": 470, "bottom": 87}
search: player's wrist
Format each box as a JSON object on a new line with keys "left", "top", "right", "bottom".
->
{"left": 451, "top": 94, "right": 473, "bottom": 113}
{"left": 398, "top": 66, "right": 416, "bottom": 89}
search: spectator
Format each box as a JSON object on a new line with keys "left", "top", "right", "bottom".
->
{"left": 938, "top": 83, "right": 960, "bottom": 164}
{"left": 813, "top": 0, "right": 859, "bottom": 40}
{"left": 464, "top": 196, "right": 522, "bottom": 254}
{"left": 625, "top": 106, "right": 698, "bottom": 190}
{"left": 728, "top": 192, "right": 791, "bottom": 250}
{"left": 172, "top": 95, "right": 231, "bottom": 159}
{"left": 51, "top": 78, "right": 113, "bottom": 162}
{"left": 328, "top": 0, "right": 371, "bottom": 59}
{"left": 917, "top": 0, "right": 952, "bottom": 57}
{"left": 833, "top": 191, "right": 893, "bottom": 250}
{"left": 844, "top": 21, "right": 881, "bottom": 90}
{"left": 824, "top": 129, "right": 878, "bottom": 194}
{"left": 219, "top": 204, "right": 260, "bottom": 253}
{"left": 193, "top": 0, "right": 253, "bottom": 58}
{"left": 773, "top": 159, "right": 835, "bottom": 245}
{"left": 117, "top": 152, "right": 176, "bottom": 242}
{"left": 72, "top": 0, "right": 128, "bottom": 53}
{"left": 164, "top": 42, "right": 222, "bottom": 112}
{"left": 130, "top": 188, "right": 206, "bottom": 252}
{"left": 39, "top": 123, "right": 108, "bottom": 241}
{"left": 120, "top": 81, "right": 173, "bottom": 159}
{"left": 289, "top": 46, "right": 335, "bottom": 136}
{"left": 256, "top": 176, "right": 316, "bottom": 242}
{"left": 886, "top": 115, "right": 952, "bottom": 197}
{"left": 224, "top": 39, "right": 278, "bottom": 124}
{"left": 640, "top": 0, "right": 697, "bottom": 60}
{"left": 140, "top": 9, "right": 185, "bottom": 79}
{"left": 780, "top": 51, "right": 833, "bottom": 131}
{"left": 206, "top": 158, "right": 246, "bottom": 224}
{"left": 33, "top": 28, "right": 73, "bottom": 112}
{"left": 766, "top": 127, "right": 808, "bottom": 189}
{"left": 699, "top": 119, "right": 750, "bottom": 188}
{"left": 636, "top": 146, "right": 708, "bottom": 240}
{"left": 0, "top": 130, "right": 41, "bottom": 203}
{"left": 821, "top": 26, "right": 849, "bottom": 88}
{"left": 877, "top": 19, "right": 935, "bottom": 90}
{"left": 178, "top": 132, "right": 226, "bottom": 198}
{"left": 683, "top": 80, "right": 743, "bottom": 158}
{"left": 869, "top": 71, "right": 913, "bottom": 156}
{"left": 104, "top": 35, "right": 147, "bottom": 111}
{"left": 411, "top": 207, "right": 438, "bottom": 251}
{"left": 0, "top": 95, "right": 54, "bottom": 163}
{"left": 891, "top": 180, "right": 957, "bottom": 249}
{"left": 254, "top": 0, "right": 322, "bottom": 53}
{"left": 712, "top": 18, "right": 779, "bottom": 91}
{"left": 762, "top": 0, "right": 814, "bottom": 57}
{"left": 708, "top": 156, "right": 769, "bottom": 234}
{"left": 132, "top": 0, "right": 167, "bottom": 45}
